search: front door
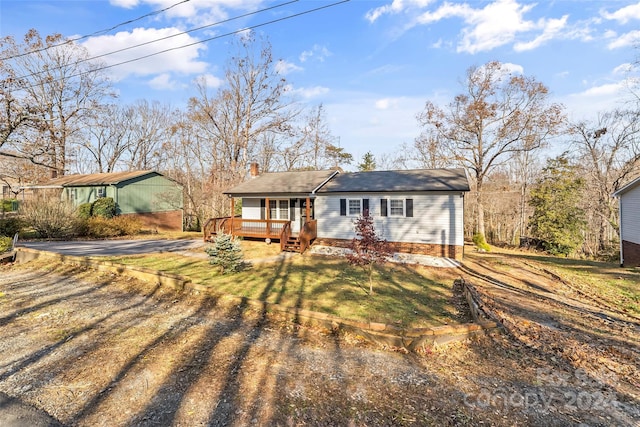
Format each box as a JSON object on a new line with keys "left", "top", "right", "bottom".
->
{"left": 290, "top": 199, "right": 300, "bottom": 234}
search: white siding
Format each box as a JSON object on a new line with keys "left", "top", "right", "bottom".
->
{"left": 241, "top": 198, "right": 262, "bottom": 220}
{"left": 621, "top": 185, "right": 640, "bottom": 245}
{"left": 315, "top": 192, "right": 465, "bottom": 246}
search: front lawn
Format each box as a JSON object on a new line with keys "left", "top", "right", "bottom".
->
{"left": 102, "top": 245, "right": 462, "bottom": 328}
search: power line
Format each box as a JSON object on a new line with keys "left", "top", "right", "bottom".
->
{"left": 7, "top": 0, "right": 350, "bottom": 94}
{"left": 0, "top": 0, "right": 192, "bottom": 61}
{"left": 11, "top": 0, "right": 299, "bottom": 83}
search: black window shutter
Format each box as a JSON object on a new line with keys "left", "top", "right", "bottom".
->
{"left": 260, "top": 199, "right": 265, "bottom": 220}
{"left": 406, "top": 199, "right": 413, "bottom": 217}
{"left": 380, "top": 199, "right": 387, "bottom": 217}
{"left": 290, "top": 199, "right": 295, "bottom": 221}
{"left": 363, "top": 198, "right": 369, "bottom": 216}
{"left": 340, "top": 199, "right": 346, "bottom": 216}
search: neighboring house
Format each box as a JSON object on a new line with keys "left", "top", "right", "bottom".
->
{"left": 35, "top": 170, "right": 184, "bottom": 231}
{"left": 207, "top": 165, "right": 470, "bottom": 260}
{"left": 613, "top": 177, "right": 640, "bottom": 267}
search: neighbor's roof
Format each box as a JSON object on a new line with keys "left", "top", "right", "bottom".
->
{"left": 224, "top": 170, "right": 339, "bottom": 196}
{"left": 613, "top": 175, "right": 640, "bottom": 197}
{"left": 42, "top": 170, "right": 158, "bottom": 187}
{"left": 317, "top": 168, "right": 470, "bottom": 193}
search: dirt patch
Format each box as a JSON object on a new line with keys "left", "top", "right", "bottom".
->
{"left": 0, "top": 256, "right": 638, "bottom": 426}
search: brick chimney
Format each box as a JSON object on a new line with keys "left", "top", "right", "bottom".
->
{"left": 250, "top": 162, "right": 260, "bottom": 178}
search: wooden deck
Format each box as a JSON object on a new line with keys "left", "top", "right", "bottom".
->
{"left": 203, "top": 217, "right": 317, "bottom": 253}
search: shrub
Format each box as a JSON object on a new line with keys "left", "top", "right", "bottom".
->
{"left": 111, "top": 215, "right": 142, "bottom": 236}
{"left": 0, "top": 217, "right": 25, "bottom": 237}
{"left": 205, "top": 233, "right": 244, "bottom": 274}
{"left": 20, "top": 199, "right": 81, "bottom": 239}
{"left": 78, "top": 202, "right": 93, "bottom": 219}
{"left": 0, "top": 236, "right": 12, "bottom": 253}
{"left": 472, "top": 233, "right": 491, "bottom": 252}
{"left": 92, "top": 197, "right": 117, "bottom": 219}
{"left": 1, "top": 199, "right": 19, "bottom": 212}
{"left": 85, "top": 215, "right": 143, "bottom": 238}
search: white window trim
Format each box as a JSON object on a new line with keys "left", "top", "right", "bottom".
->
{"left": 347, "top": 198, "right": 362, "bottom": 216}
{"left": 97, "top": 187, "right": 106, "bottom": 198}
{"left": 389, "top": 198, "right": 405, "bottom": 217}
{"left": 269, "top": 199, "right": 290, "bottom": 220}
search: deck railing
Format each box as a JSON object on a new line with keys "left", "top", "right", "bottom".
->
{"left": 203, "top": 216, "right": 231, "bottom": 241}
{"left": 299, "top": 219, "right": 317, "bottom": 253}
{"left": 280, "top": 222, "right": 292, "bottom": 251}
{"left": 229, "top": 218, "right": 289, "bottom": 239}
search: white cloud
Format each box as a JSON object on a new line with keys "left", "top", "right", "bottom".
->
{"left": 601, "top": 2, "right": 640, "bottom": 24}
{"left": 286, "top": 85, "right": 329, "bottom": 99}
{"left": 81, "top": 27, "right": 208, "bottom": 81}
{"left": 607, "top": 30, "right": 640, "bottom": 49}
{"left": 196, "top": 73, "right": 224, "bottom": 88}
{"left": 562, "top": 80, "right": 635, "bottom": 120}
{"left": 110, "top": 0, "right": 139, "bottom": 8}
{"left": 299, "top": 45, "right": 332, "bottom": 63}
{"left": 148, "top": 73, "right": 178, "bottom": 90}
{"left": 367, "top": 0, "right": 585, "bottom": 54}
{"left": 365, "top": 0, "right": 435, "bottom": 23}
{"left": 613, "top": 63, "right": 635, "bottom": 75}
{"left": 514, "top": 15, "right": 568, "bottom": 51}
{"left": 110, "top": 0, "right": 264, "bottom": 25}
{"left": 375, "top": 97, "right": 406, "bottom": 110}
{"left": 275, "top": 60, "right": 303, "bottom": 75}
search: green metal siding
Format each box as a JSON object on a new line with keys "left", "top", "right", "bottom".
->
{"left": 114, "top": 174, "right": 183, "bottom": 214}
{"left": 65, "top": 173, "right": 183, "bottom": 214}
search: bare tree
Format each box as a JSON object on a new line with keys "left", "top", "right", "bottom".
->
{"left": 0, "top": 30, "right": 114, "bottom": 177}
{"left": 80, "top": 104, "right": 132, "bottom": 173}
{"left": 416, "top": 61, "right": 565, "bottom": 237}
{"left": 125, "top": 100, "right": 171, "bottom": 171}
{"left": 187, "top": 35, "right": 297, "bottom": 214}
{"left": 571, "top": 109, "right": 640, "bottom": 253}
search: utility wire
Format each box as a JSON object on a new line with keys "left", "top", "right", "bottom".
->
{"left": 11, "top": 0, "right": 299, "bottom": 83}
{"left": 0, "top": 0, "right": 192, "bottom": 61}
{"left": 6, "top": 0, "right": 350, "bottom": 94}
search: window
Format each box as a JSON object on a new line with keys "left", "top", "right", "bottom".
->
{"left": 269, "top": 199, "right": 289, "bottom": 220}
{"left": 389, "top": 199, "right": 404, "bottom": 216}
{"left": 340, "top": 198, "right": 369, "bottom": 216}
{"left": 348, "top": 199, "right": 361, "bottom": 216}
{"left": 97, "top": 187, "right": 106, "bottom": 198}
{"left": 380, "top": 198, "right": 413, "bottom": 218}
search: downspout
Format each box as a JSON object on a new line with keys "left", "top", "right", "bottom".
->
{"left": 618, "top": 196, "right": 623, "bottom": 267}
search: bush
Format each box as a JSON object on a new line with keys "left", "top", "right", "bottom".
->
{"left": 20, "top": 199, "right": 81, "bottom": 239}
{"left": 92, "top": 197, "right": 117, "bottom": 219}
{"left": 472, "top": 233, "right": 491, "bottom": 252}
{"left": 0, "top": 236, "right": 12, "bottom": 253}
{"left": 205, "top": 233, "right": 244, "bottom": 274}
{"left": 85, "top": 215, "right": 143, "bottom": 238}
{"left": 1, "top": 199, "right": 19, "bottom": 212}
{"left": 0, "top": 217, "right": 25, "bottom": 237}
{"left": 78, "top": 202, "right": 93, "bottom": 219}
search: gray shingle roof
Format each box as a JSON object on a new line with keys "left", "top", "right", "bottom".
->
{"left": 224, "top": 170, "right": 339, "bottom": 196}
{"left": 43, "top": 170, "right": 157, "bottom": 187}
{"left": 317, "top": 168, "right": 470, "bottom": 193}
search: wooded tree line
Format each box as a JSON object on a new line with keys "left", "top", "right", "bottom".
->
{"left": 2, "top": 30, "right": 639, "bottom": 257}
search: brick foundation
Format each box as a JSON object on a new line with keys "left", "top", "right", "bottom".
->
{"left": 622, "top": 240, "right": 640, "bottom": 267}
{"left": 313, "top": 238, "right": 464, "bottom": 260}
{"left": 122, "top": 210, "right": 183, "bottom": 232}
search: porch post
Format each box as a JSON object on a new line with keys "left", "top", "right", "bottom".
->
{"left": 265, "top": 197, "right": 271, "bottom": 237}
{"left": 306, "top": 197, "right": 311, "bottom": 221}
{"left": 229, "top": 197, "right": 234, "bottom": 236}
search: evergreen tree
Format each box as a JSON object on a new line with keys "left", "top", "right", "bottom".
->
{"left": 528, "top": 155, "right": 586, "bottom": 256}
{"left": 358, "top": 151, "right": 376, "bottom": 171}
{"left": 205, "top": 233, "right": 244, "bottom": 274}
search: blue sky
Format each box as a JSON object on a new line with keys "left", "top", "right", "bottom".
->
{"left": 1, "top": 0, "right": 639, "bottom": 164}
